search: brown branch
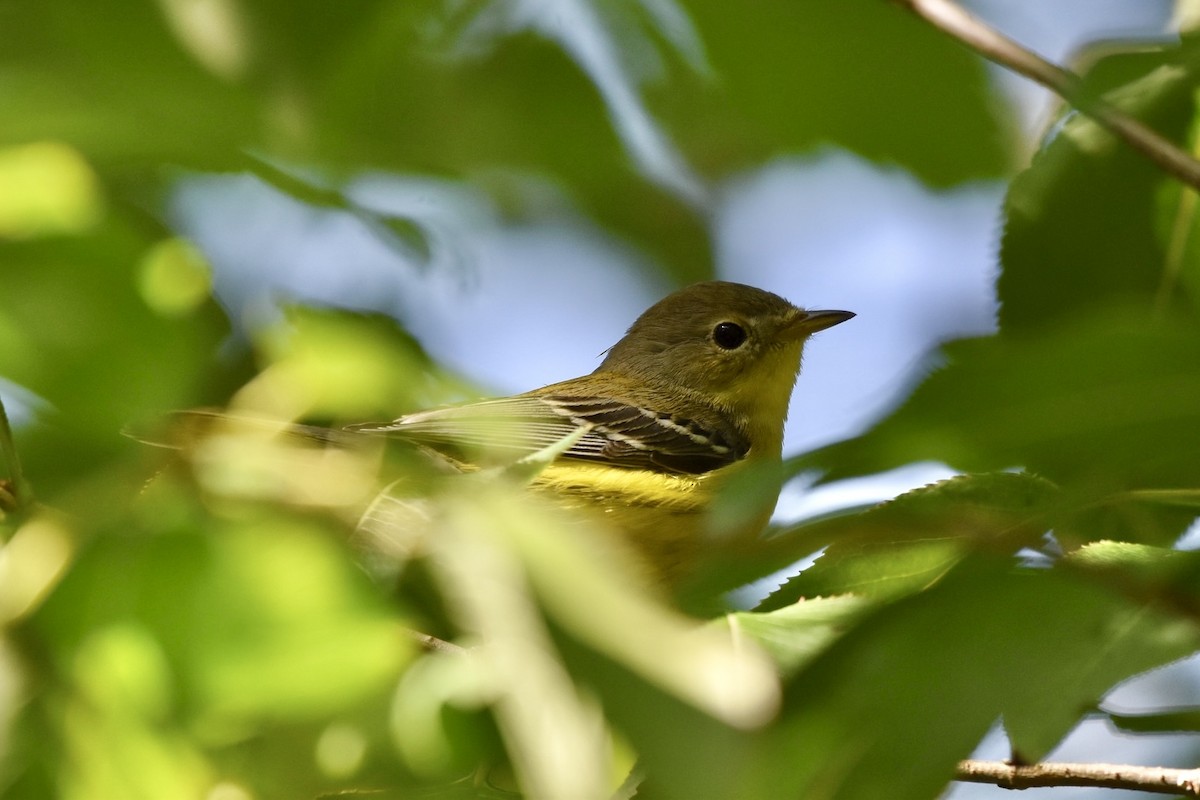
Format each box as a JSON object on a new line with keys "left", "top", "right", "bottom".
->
{"left": 892, "top": 0, "right": 1200, "bottom": 191}
{"left": 957, "top": 759, "right": 1200, "bottom": 796}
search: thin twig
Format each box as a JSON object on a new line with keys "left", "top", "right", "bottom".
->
{"left": 406, "top": 629, "right": 466, "bottom": 656}
{"left": 892, "top": 0, "right": 1200, "bottom": 191}
{"left": 957, "top": 759, "right": 1200, "bottom": 796}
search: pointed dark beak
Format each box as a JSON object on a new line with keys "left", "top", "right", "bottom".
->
{"left": 784, "top": 308, "right": 855, "bottom": 339}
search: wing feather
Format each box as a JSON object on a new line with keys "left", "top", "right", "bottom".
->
{"left": 349, "top": 394, "right": 747, "bottom": 475}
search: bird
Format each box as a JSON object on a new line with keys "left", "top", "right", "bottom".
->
{"left": 347, "top": 281, "right": 853, "bottom": 585}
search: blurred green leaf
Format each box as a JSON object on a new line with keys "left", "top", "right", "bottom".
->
{"left": 425, "top": 488, "right": 623, "bottom": 800}
{"left": 136, "top": 237, "right": 214, "bottom": 318}
{"left": 999, "top": 53, "right": 1195, "bottom": 332}
{"left": 664, "top": 0, "right": 1012, "bottom": 185}
{"left": 19, "top": 509, "right": 411, "bottom": 799}
{"left": 4, "top": 3, "right": 1200, "bottom": 797}
{"left": 0, "top": 395, "right": 31, "bottom": 517}
{"left": 0, "top": 0, "right": 1013, "bottom": 287}
{"left": 246, "top": 305, "right": 463, "bottom": 422}
{"left": 556, "top": 633, "right": 757, "bottom": 800}
{"left": 0, "top": 142, "right": 103, "bottom": 238}
{"left": 412, "top": 481, "right": 783, "bottom": 798}
{"left": 802, "top": 309, "right": 1200, "bottom": 495}
{"left": 0, "top": 1, "right": 262, "bottom": 170}
{"left": 0, "top": 0, "right": 712, "bottom": 281}
{"left": 0, "top": 223, "right": 239, "bottom": 504}
{"left": 1118, "top": 488, "right": 1200, "bottom": 508}
{"left": 390, "top": 649, "right": 499, "bottom": 781}
{"left": 58, "top": 623, "right": 213, "bottom": 800}
{"left": 189, "top": 521, "right": 409, "bottom": 728}
{"left": 34, "top": 516, "right": 410, "bottom": 727}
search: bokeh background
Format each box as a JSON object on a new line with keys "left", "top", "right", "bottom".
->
{"left": 2, "top": 1, "right": 1198, "bottom": 799}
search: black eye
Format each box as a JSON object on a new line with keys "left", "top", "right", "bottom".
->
{"left": 712, "top": 321, "right": 747, "bottom": 350}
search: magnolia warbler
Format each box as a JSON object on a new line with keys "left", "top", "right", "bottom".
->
{"left": 349, "top": 281, "right": 852, "bottom": 584}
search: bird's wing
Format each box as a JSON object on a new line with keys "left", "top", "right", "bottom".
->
{"left": 348, "top": 395, "right": 747, "bottom": 475}
{"left": 539, "top": 395, "right": 747, "bottom": 474}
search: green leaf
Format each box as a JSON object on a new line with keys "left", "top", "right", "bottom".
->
{"left": 1065, "top": 540, "right": 1200, "bottom": 618}
{"left": 433, "top": 484, "right": 780, "bottom": 729}
{"left": 759, "top": 473, "right": 1058, "bottom": 611}
{"left": 0, "top": 141, "right": 103, "bottom": 238}
{"left": 0, "top": 0, "right": 713, "bottom": 282}
{"left": 663, "top": 0, "right": 1012, "bottom": 185}
{"left": 20, "top": 507, "right": 413, "bottom": 799}
{"left": 252, "top": 304, "right": 463, "bottom": 421}
{"left": 33, "top": 516, "right": 410, "bottom": 729}
{"left": 60, "top": 624, "right": 213, "bottom": 800}
{"left": 0, "top": 1, "right": 261, "bottom": 169}
{"left": 309, "top": 1, "right": 717, "bottom": 282}
{"left": 999, "top": 53, "right": 1195, "bottom": 332}
{"left": 417, "top": 482, "right": 782, "bottom": 800}
{"left": 0, "top": 219, "right": 241, "bottom": 503}
{"left": 717, "top": 595, "right": 870, "bottom": 677}
{"left": 744, "top": 556, "right": 1200, "bottom": 799}
{"left": 801, "top": 310, "right": 1200, "bottom": 494}
{"left": 1001, "top": 595, "right": 1200, "bottom": 761}
{"left": 998, "top": 540, "right": 1200, "bottom": 760}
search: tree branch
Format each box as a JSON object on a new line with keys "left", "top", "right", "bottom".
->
{"left": 957, "top": 759, "right": 1200, "bottom": 796}
{"left": 892, "top": 0, "right": 1200, "bottom": 191}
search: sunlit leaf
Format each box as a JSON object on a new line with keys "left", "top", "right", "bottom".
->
{"left": 240, "top": 305, "right": 467, "bottom": 422}
{"left": 137, "top": 237, "right": 214, "bottom": 317}
{"left": 31, "top": 516, "right": 411, "bottom": 730}
{"left": 0, "top": 142, "right": 103, "bottom": 239}
{"left": 1065, "top": 540, "right": 1200, "bottom": 618}
{"left": 717, "top": 594, "right": 869, "bottom": 677}
{"left": 62, "top": 624, "right": 214, "bottom": 800}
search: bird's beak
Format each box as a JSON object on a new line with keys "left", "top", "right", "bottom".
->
{"left": 782, "top": 308, "right": 855, "bottom": 340}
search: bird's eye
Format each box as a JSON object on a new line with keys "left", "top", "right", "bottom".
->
{"left": 712, "top": 321, "right": 747, "bottom": 350}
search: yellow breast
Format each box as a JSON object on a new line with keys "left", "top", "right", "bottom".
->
{"left": 530, "top": 458, "right": 777, "bottom": 586}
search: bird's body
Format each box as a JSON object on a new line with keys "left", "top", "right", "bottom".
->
{"left": 351, "top": 281, "right": 853, "bottom": 584}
